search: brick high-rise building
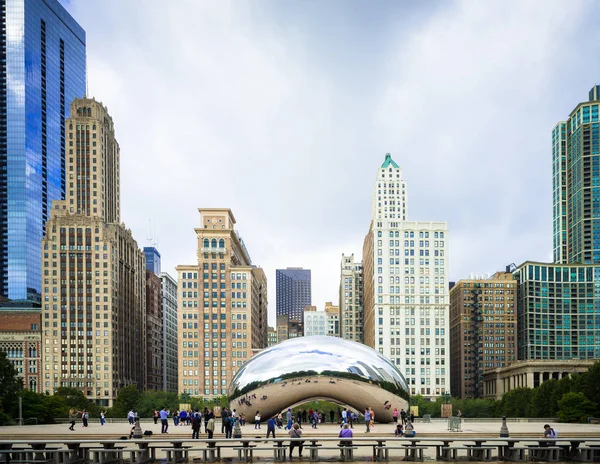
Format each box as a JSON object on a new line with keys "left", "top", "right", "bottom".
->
{"left": 41, "top": 98, "right": 146, "bottom": 406}
{"left": 176, "top": 208, "right": 267, "bottom": 400}
{"left": 449, "top": 272, "right": 517, "bottom": 399}
{"left": 145, "top": 270, "right": 163, "bottom": 391}
{"left": 0, "top": 307, "right": 41, "bottom": 392}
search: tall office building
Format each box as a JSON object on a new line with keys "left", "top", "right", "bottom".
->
{"left": 449, "top": 272, "right": 517, "bottom": 399}
{"left": 159, "top": 272, "right": 178, "bottom": 392}
{"left": 514, "top": 261, "right": 600, "bottom": 360}
{"left": 553, "top": 86, "right": 600, "bottom": 264}
{"left": 176, "top": 208, "right": 268, "bottom": 400}
{"left": 339, "top": 254, "right": 363, "bottom": 342}
{"left": 41, "top": 98, "right": 146, "bottom": 405}
{"left": 363, "top": 153, "right": 449, "bottom": 398}
{"left": 276, "top": 267, "right": 311, "bottom": 334}
{"left": 0, "top": 0, "right": 86, "bottom": 303}
{"left": 144, "top": 247, "right": 161, "bottom": 275}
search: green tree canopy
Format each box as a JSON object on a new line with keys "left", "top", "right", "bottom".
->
{"left": 557, "top": 392, "right": 597, "bottom": 423}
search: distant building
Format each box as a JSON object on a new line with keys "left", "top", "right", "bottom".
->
{"left": 0, "top": 0, "right": 86, "bottom": 303}
{"left": 339, "top": 254, "right": 363, "bottom": 342}
{"left": 145, "top": 270, "right": 163, "bottom": 391}
{"left": 325, "top": 302, "right": 340, "bottom": 337}
{"left": 449, "top": 272, "right": 517, "bottom": 399}
{"left": 267, "top": 326, "right": 277, "bottom": 346}
{"left": 176, "top": 208, "right": 268, "bottom": 400}
{"left": 363, "top": 153, "right": 449, "bottom": 398}
{"left": 513, "top": 261, "right": 600, "bottom": 360}
{"left": 482, "top": 360, "right": 596, "bottom": 400}
{"left": 41, "top": 98, "right": 146, "bottom": 406}
{"left": 144, "top": 247, "right": 162, "bottom": 275}
{"left": 304, "top": 306, "right": 326, "bottom": 337}
{"left": 276, "top": 314, "right": 289, "bottom": 342}
{"left": 553, "top": 86, "right": 600, "bottom": 264}
{"left": 0, "top": 305, "right": 41, "bottom": 392}
{"left": 276, "top": 268, "right": 311, "bottom": 334}
{"left": 159, "top": 272, "right": 178, "bottom": 392}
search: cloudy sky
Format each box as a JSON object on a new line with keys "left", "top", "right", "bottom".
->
{"left": 63, "top": 0, "right": 600, "bottom": 326}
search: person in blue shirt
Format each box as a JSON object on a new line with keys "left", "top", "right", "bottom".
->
{"left": 364, "top": 408, "right": 372, "bottom": 433}
{"left": 267, "top": 417, "right": 276, "bottom": 438}
{"left": 159, "top": 407, "right": 170, "bottom": 433}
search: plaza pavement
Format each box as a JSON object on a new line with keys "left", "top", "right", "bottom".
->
{"left": 0, "top": 419, "right": 598, "bottom": 439}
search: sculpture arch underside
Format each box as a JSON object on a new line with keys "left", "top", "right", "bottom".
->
{"left": 228, "top": 336, "right": 410, "bottom": 424}
{"left": 230, "top": 375, "right": 408, "bottom": 423}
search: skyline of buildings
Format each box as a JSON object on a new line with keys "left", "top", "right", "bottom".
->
{"left": 0, "top": 0, "right": 86, "bottom": 303}
{"left": 1, "top": 1, "right": 599, "bottom": 405}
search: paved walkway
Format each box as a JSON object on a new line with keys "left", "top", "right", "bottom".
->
{"left": 1, "top": 419, "right": 598, "bottom": 438}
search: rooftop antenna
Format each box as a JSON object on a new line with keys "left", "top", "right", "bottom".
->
{"left": 146, "top": 220, "right": 158, "bottom": 248}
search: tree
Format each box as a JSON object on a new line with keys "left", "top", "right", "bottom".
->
{"left": 557, "top": 392, "right": 597, "bottom": 423}
{"left": 499, "top": 388, "right": 533, "bottom": 417}
{"left": 111, "top": 385, "right": 141, "bottom": 417}
{"left": 530, "top": 379, "right": 559, "bottom": 417}
{"left": 0, "top": 351, "right": 22, "bottom": 422}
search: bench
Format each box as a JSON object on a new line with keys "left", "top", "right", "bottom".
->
{"left": 441, "top": 446, "right": 495, "bottom": 461}
{"left": 305, "top": 446, "right": 358, "bottom": 461}
{"left": 51, "top": 449, "right": 88, "bottom": 464}
{"left": 0, "top": 449, "right": 56, "bottom": 464}
{"left": 402, "top": 445, "right": 428, "bottom": 461}
{"left": 88, "top": 449, "right": 125, "bottom": 464}
{"left": 526, "top": 445, "right": 563, "bottom": 462}
{"left": 160, "top": 446, "right": 192, "bottom": 463}
{"left": 500, "top": 446, "right": 527, "bottom": 461}
{"left": 373, "top": 445, "right": 422, "bottom": 462}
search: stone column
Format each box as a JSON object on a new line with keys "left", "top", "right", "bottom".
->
{"left": 526, "top": 370, "right": 534, "bottom": 388}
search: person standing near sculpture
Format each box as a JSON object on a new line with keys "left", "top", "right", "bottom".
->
{"left": 267, "top": 416, "right": 276, "bottom": 438}
{"left": 160, "top": 407, "right": 170, "bottom": 434}
{"left": 285, "top": 408, "right": 293, "bottom": 430}
{"left": 400, "top": 408, "right": 407, "bottom": 425}
{"left": 192, "top": 410, "right": 202, "bottom": 439}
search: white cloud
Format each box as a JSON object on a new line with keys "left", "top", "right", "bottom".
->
{"left": 64, "top": 0, "right": 600, "bottom": 326}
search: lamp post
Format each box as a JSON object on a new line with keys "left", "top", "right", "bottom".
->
{"left": 132, "top": 416, "right": 143, "bottom": 439}
{"left": 499, "top": 416, "right": 509, "bottom": 438}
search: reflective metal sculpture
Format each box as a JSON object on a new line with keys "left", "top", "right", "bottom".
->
{"left": 229, "top": 336, "right": 409, "bottom": 423}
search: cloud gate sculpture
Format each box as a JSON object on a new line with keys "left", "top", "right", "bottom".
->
{"left": 228, "top": 336, "right": 409, "bottom": 423}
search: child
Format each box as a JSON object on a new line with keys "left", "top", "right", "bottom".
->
{"left": 394, "top": 423, "right": 404, "bottom": 437}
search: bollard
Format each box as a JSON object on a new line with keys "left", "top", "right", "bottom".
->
{"left": 133, "top": 417, "right": 143, "bottom": 439}
{"left": 233, "top": 418, "right": 242, "bottom": 438}
{"left": 499, "top": 416, "right": 509, "bottom": 438}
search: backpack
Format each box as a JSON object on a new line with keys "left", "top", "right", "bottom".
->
{"left": 193, "top": 415, "right": 202, "bottom": 428}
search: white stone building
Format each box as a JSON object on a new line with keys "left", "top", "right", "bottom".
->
{"left": 363, "top": 153, "right": 449, "bottom": 398}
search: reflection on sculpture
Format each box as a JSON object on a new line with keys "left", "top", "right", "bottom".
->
{"left": 228, "top": 336, "right": 410, "bottom": 423}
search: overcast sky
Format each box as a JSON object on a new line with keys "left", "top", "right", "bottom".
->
{"left": 63, "top": 0, "right": 600, "bottom": 326}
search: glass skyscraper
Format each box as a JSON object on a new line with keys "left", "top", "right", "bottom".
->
{"left": 553, "top": 86, "right": 600, "bottom": 265}
{"left": 0, "top": 0, "right": 86, "bottom": 302}
{"left": 276, "top": 267, "right": 311, "bottom": 332}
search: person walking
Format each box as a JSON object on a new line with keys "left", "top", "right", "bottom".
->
{"left": 364, "top": 408, "right": 371, "bottom": 433}
{"left": 341, "top": 409, "right": 347, "bottom": 427}
{"left": 297, "top": 409, "right": 303, "bottom": 429}
{"left": 173, "top": 410, "right": 179, "bottom": 427}
{"left": 400, "top": 408, "right": 407, "bottom": 425}
{"left": 457, "top": 410, "right": 462, "bottom": 423}
{"left": 160, "top": 407, "right": 170, "bottom": 434}
{"left": 68, "top": 409, "right": 78, "bottom": 431}
{"left": 285, "top": 409, "right": 293, "bottom": 430}
{"left": 203, "top": 408, "right": 210, "bottom": 432}
{"left": 348, "top": 410, "right": 354, "bottom": 429}
{"left": 312, "top": 410, "right": 319, "bottom": 429}
{"left": 289, "top": 423, "right": 303, "bottom": 458}
{"left": 221, "top": 408, "right": 228, "bottom": 434}
{"left": 153, "top": 410, "right": 159, "bottom": 425}
{"left": 330, "top": 410, "right": 335, "bottom": 423}
{"left": 192, "top": 411, "right": 202, "bottom": 439}
{"left": 267, "top": 416, "right": 276, "bottom": 438}
{"left": 100, "top": 411, "right": 105, "bottom": 426}
{"left": 410, "top": 410, "right": 415, "bottom": 424}
{"left": 276, "top": 413, "right": 283, "bottom": 429}
{"left": 81, "top": 410, "right": 88, "bottom": 427}
{"left": 392, "top": 408, "right": 399, "bottom": 424}
{"left": 127, "top": 409, "right": 134, "bottom": 425}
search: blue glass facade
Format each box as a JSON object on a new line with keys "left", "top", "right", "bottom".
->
{"left": 0, "top": 0, "right": 86, "bottom": 302}
{"left": 276, "top": 268, "right": 311, "bottom": 328}
{"left": 143, "top": 247, "right": 161, "bottom": 275}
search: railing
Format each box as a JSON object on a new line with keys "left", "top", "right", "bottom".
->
{"left": 0, "top": 436, "right": 599, "bottom": 462}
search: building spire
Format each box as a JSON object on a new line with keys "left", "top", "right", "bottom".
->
{"left": 381, "top": 152, "right": 399, "bottom": 169}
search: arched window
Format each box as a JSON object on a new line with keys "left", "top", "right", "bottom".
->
{"left": 219, "top": 239, "right": 225, "bottom": 248}
{"left": 211, "top": 239, "right": 217, "bottom": 248}
{"left": 203, "top": 239, "right": 209, "bottom": 248}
